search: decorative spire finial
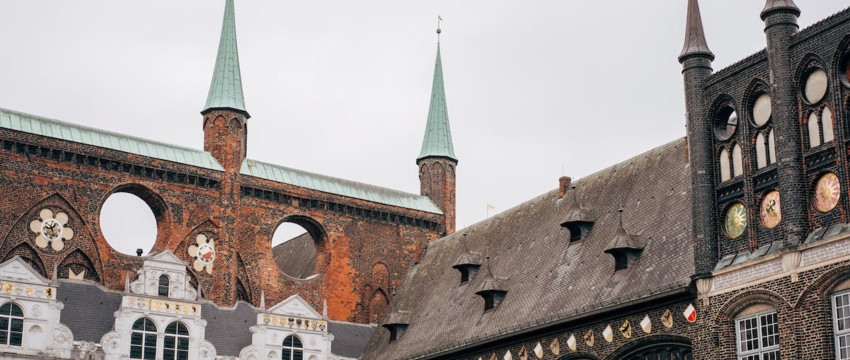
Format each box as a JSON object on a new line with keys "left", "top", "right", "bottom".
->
{"left": 202, "top": 0, "right": 249, "bottom": 118}
{"left": 437, "top": 15, "right": 443, "bottom": 43}
{"left": 679, "top": 0, "right": 714, "bottom": 62}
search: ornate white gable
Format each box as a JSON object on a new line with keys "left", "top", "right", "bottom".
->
{"left": 0, "top": 256, "right": 50, "bottom": 285}
{"left": 268, "top": 294, "right": 323, "bottom": 319}
{"left": 150, "top": 250, "right": 186, "bottom": 266}
{"left": 129, "top": 250, "right": 197, "bottom": 301}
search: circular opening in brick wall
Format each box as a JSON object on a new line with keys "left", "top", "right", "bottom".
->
{"left": 272, "top": 219, "right": 321, "bottom": 280}
{"left": 100, "top": 192, "right": 157, "bottom": 256}
{"left": 713, "top": 106, "right": 738, "bottom": 141}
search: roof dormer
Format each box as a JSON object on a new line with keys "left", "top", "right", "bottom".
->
{"left": 604, "top": 208, "right": 644, "bottom": 271}
{"left": 382, "top": 310, "right": 411, "bottom": 342}
{"left": 452, "top": 234, "right": 482, "bottom": 284}
{"left": 128, "top": 250, "right": 198, "bottom": 301}
{"left": 475, "top": 257, "right": 508, "bottom": 311}
{"left": 560, "top": 185, "right": 594, "bottom": 243}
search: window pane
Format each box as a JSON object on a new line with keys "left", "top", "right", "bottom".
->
{"left": 292, "top": 336, "right": 303, "bottom": 348}
{"left": 166, "top": 322, "right": 177, "bottom": 334}
{"left": 177, "top": 350, "right": 188, "bottom": 360}
{"left": 282, "top": 350, "right": 292, "bottom": 360}
{"left": 130, "top": 345, "right": 143, "bottom": 359}
{"left": 762, "top": 350, "right": 780, "bottom": 360}
{"left": 283, "top": 336, "right": 293, "bottom": 347}
{"left": 144, "top": 334, "right": 156, "bottom": 347}
{"left": 837, "top": 294, "right": 850, "bottom": 331}
{"left": 144, "top": 319, "right": 156, "bottom": 332}
{"left": 132, "top": 319, "right": 145, "bottom": 331}
{"left": 178, "top": 337, "right": 189, "bottom": 349}
{"left": 760, "top": 313, "right": 779, "bottom": 348}
{"left": 178, "top": 323, "right": 189, "bottom": 336}
{"left": 0, "top": 317, "right": 8, "bottom": 330}
{"left": 144, "top": 345, "right": 156, "bottom": 360}
{"left": 0, "top": 330, "right": 7, "bottom": 345}
{"left": 0, "top": 304, "right": 10, "bottom": 316}
{"left": 838, "top": 334, "right": 850, "bottom": 360}
{"left": 9, "top": 305, "right": 22, "bottom": 317}
{"left": 293, "top": 350, "right": 303, "bottom": 360}
{"left": 164, "top": 349, "right": 175, "bottom": 360}
{"left": 10, "top": 318, "right": 22, "bottom": 332}
{"left": 164, "top": 336, "right": 175, "bottom": 349}
{"left": 7, "top": 331, "right": 18, "bottom": 346}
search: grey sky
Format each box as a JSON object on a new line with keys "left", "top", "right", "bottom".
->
{"left": 1, "top": 1, "right": 845, "bottom": 254}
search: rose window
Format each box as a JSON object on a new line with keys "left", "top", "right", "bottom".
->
{"left": 29, "top": 208, "right": 74, "bottom": 251}
{"left": 188, "top": 234, "right": 216, "bottom": 274}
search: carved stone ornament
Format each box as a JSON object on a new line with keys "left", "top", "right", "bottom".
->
{"left": 30, "top": 208, "right": 74, "bottom": 251}
{"left": 52, "top": 324, "right": 74, "bottom": 359}
{"left": 782, "top": 251, "right": 803, "bottom": 282}
{"left": 695, "top": 277, "right": 714, "bottom": 305}
{"left": 188, "top": 233, "right": 216, "bottom": 274}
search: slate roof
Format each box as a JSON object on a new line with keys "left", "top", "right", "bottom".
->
{"left": 272, "top": 232, "right": 317, "bottom": 279}
{"left": 328, "top": 321, "right": 376, "bottom": 359}
{"left": 361, "top": 138, "right": 694, "bottom": 360}
{"left": 58, "top": 280, "right": 123, "bottom": 342}
{"left": 202, "top": 302, "right": 256, "bottom": 357}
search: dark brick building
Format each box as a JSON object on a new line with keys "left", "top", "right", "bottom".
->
{"left": 0, "top": 0, "right": 457, "bottom": 327}
{"left": 362, "top": 1, "right": 850, "bottom": 359}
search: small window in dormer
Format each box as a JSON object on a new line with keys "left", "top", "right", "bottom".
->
{"left": 614, "top": 253, "right": 628, "bottom": 271}
{"left": 484, "top": 295, "right": 495, "bottom": 311}
{"left": 483, "top": 291, "right": 507, "bottom": 311}
{"left": 566, "top": 223, "right": 582, "bottom": 242}
{"left": 388, "top": 324, "right": 408, "bottom": 341}
{"left": 158, "top": 275, "right": 169, "bottom": 297}
{"left": 460, "top": 267, "right": 470, "bottom": 283}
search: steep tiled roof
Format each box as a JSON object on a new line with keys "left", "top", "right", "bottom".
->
{"left": 328, "top": 321, "right": 376, "bottom": 358}
{"left": 361, "top": 138, "right": 694, "bottom": 359}
{"left": 272, "top": 232, "right": 316, "bottom": 279}
{"left": 202, "top": 302, "right": 256, "bottom": 356}
{"left": 58, "top": 280, "right": 123, "bottom": 342}
{"left": 0, "top": 107, "right": 224, "bottom": 171}
{"left": 241, "top": 159, "right": 442, "bottom": 214}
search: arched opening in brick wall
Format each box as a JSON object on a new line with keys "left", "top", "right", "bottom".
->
{"left": 271, "top": 216, "right": 327, "bottom": 280}
{"left": 99, "top": 184, "right": 166, "bottom": 256}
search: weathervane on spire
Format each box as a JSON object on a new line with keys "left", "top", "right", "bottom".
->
{"left": 437, "top": 15, "right": 443, "bottom": 43}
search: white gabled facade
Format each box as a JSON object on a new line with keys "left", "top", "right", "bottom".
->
{"left": 0, "top": 256, "right": 73, "bottom": 359}
{"left": 239, "top": 295, "right": 332, "bottom": 360}
{"left": 100, "top": 251, "right": 216, "bottom": 360}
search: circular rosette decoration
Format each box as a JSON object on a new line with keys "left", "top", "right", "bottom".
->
{"left": 188, "top": 233, "right": 216, "bottom": 274}
{"left": 29, "top": 208, "right": 74, "bottom": 251}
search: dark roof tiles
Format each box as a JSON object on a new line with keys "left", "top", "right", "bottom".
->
{"left": 361, "top": 138, "right": 694, "bottom": 360}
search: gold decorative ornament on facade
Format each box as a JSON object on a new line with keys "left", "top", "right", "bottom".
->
{"left": 584, "top": 330, "right": 594, "bottom": 347}
{"left": 188, "top": 233, "right": 216, "bottom": 274}
{"left": 549, "top": 338, "right": 559, "bottom": 355}
{"left": 760, "top": 190, "right": 781, "bottom": 228}
{"left": 620, "top": 320, "right": 632, "bottom": 338}
{"left": 30, "top": 208, "right": 74, "bottom": 251}
{"left": 661, "top": 309, "right": 673, "bottom": 328}
{"left": 724, "top": 203, "right": 747, "bottom": 239}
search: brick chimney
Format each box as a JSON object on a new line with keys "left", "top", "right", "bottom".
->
{"left": 558, "top": 176, "right": 572, "bottom": 198}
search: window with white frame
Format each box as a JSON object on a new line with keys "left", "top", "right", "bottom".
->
{"left": 833, "top": 290, "right": 850, "bottom": 359}
{"left": 130, "top": 318, "right": 157, "bottom": 359}
{"left": 736, "top": 310, "right": 780, "bottom": 360}
{"left": 282, "top": 335, "right": 303, "bottom": 360}
{"left": 164, "top": 322, "right": 189, "bottom": 360}
{"left": 0, "top": 302, "right": 24, "bottom": 346}
{"left": 158, "top": 275, "right": 170, "bottom": 297}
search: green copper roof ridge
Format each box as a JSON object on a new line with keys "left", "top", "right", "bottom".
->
{"left": 202, "top": 0, "right": 248, "bottom": 117}
{"left": 417, "top": 43, "right": 457, "bottom": 162}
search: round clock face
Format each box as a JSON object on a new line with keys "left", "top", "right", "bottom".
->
{"left": 814, "top": 172, "right": 841, "bottom": 212}
{"left": 41, "top": 218, "right": 63, "bottom": 241}
{"left": 760, "top": 191, "right": 781, "bottom": 229}
{"left": 197, "top": 243, "right": 216, "bottom": 264}
{"left": 725, "top": 203, "right": 747, "bottom": 239}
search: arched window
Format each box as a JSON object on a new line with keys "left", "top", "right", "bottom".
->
{"left": 720, "top": 148, "right": 731, "bottom": 182}
{"left": 164, "top": 322, "right": 189, "bottom": 360}
{"left": 158, "top": 275, "right": 169, "bottom": 297}
{"left": 732, "top": 144, "right": 743, "bottom": 177}
{"left": 130, "top": 318, "right": 157, "bottom": 359}
{"left": 735, "top": 308, "right": 779, "bottom": 359}
{"left": 809, "top": 112, "right": 822, "bottom": 148}
{"left": 0, "top": 303, "right": 24, "bottom": 346}
{"left": 768, "top": 130, "right": 776, "bottom": 164}
{"left": 282, "top": 335, "right": 303, "bottom": 360}
{"left": 833, "top": 290, "right": 850, "bottom": 359}
{"left": 756, "top": 133, "right": 767, "bottom": 169}
{"left": 823, "top": 107, "right": 835, "bottom": 143}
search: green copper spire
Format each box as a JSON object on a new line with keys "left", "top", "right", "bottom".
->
{"left": 202, "top": 0, "right": 249, "bottom": 117}
{"left": 417, "top": 43, "right": 457, "bottom": 162}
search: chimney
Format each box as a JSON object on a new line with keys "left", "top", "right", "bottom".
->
{"left": 136, "top": 248, "right": 143, "bottom": 257}
{"left": 558, "top": 176, "right": 572, "bottom": 198}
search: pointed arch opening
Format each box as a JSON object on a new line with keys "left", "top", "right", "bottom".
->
{"left": 732, "top": 144, "right": 743, "bottom": 177}
{"left": 809, "top": 112, "right": 822, "bottom": 148}
{"left": 720, "top": 148, "right": 731, "bottom": 182}
{"left": 756, "top": 133, "right": 767, "bottom": 169}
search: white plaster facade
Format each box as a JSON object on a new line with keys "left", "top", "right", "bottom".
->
{"left": 0, "top": 257, "right": 72, "bottom": 359}
{"left": 239, "top": 295, "right": 332, "bottom": 360}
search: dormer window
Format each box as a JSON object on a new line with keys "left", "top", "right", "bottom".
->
{"left": 158, "top": 275, "right": 170, "bottom": 297}
{"left": 453, "top": 234, "right": 482, "bottom": 285}
{"left": 604, "top": 208, "right": 644, "bottom": 272}
{"left": 475, "top": 256, "right": 508, "bottom": 312}
{"left": 560, "top": 186, "right": 594, "bottom": 243}
{"left": 382, "top": 310, "right": 410, "bottom": 343}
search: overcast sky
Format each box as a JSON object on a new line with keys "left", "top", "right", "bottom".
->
{"left": 1, "top": 1, "right": 845, "bottom": 255}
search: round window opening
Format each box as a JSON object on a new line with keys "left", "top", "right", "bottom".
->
{"left": 724, "top": 202, "right": 747, "bottom": 239}
{"left": 271, "top": 221, "right": 320, "bottom": 280}
{"left": 714, "top": 107, "right": 738, "bottom": 141}
{"left": 752, "top": 93, "right": 772, "bottom": 127}
{"left": 813, "top": 172, "right": 841, "bottom": 213}
{"left": 804, "top": 68, "right": 828, "bottom": 104}
{"left": 100, "top": 192, "right": 158, "bottom": 256}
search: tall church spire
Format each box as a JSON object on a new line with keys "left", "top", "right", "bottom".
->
{"left": 202, "top": 0, "right": 249, "bottom": 118}
{"left": 679, "top": 0, "right": 714, "bottom": 62}
{"left": 417, "top": 42, "right": 457, "bottom": 162}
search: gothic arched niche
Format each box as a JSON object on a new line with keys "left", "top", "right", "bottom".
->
{"left": 57, "top": 249, "right": 101, "bottom": 282}
{"left": 235, "top": 255, "right": 253, "bottom": 304}
{"left": 369, "top": 289, "right": 389, "bottom": 324}
{"left": 2, "top": 243, "right": 47, "bottom": 279}
{"left": 605, "top": 335, "right": 692, "bottom": 360}
{"left": 371, "top": 263, "right": 389, "bottom": 291}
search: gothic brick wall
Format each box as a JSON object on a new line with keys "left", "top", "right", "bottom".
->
{"left": 0, "top": 119, "right": 442, "bottom": 323}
